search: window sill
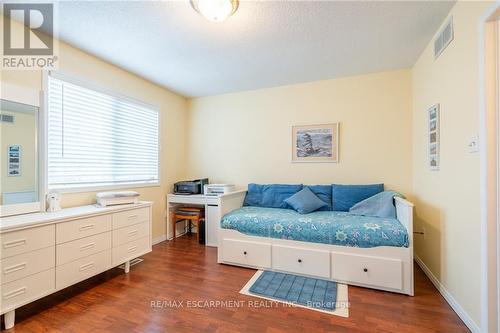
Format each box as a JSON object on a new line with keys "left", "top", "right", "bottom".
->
{"left": 48, "top": 182, "right": 161, "bottom": 194}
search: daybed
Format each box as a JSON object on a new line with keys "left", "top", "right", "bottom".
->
{"left": 217, "top": 184, "right": 414, "bottom": 296}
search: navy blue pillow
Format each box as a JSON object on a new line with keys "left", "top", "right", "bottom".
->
{"left": 306, "top": 185, "right": 332, "bottom": 211}
{"left": 244, "top": 184, "right": 303, "bottom": 209}
{"left": 284, "top": 187, "right": 328, "bottom": 214}
{"left": 332, "top": 184, "right": 384, "bottom": 212}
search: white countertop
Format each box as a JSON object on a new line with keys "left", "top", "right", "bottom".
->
{"left": 0, "top": 201, "right": 153, "bottom": 233}
{"left": 167, "top": 189, "right": 247, "bottom": 199}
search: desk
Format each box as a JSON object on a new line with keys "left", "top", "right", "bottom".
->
{"left": 166, "top": 190, "right": 246, "bottom": 247}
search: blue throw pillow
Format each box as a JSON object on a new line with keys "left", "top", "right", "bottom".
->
{"left": 244, "top": 184, "right": 303, "bottom": 209}
{"left": 349, "top": 190, "right": 403, "bottom": 218}
{"left": 306, "top": 185, "right": 332, "bottom": 211}
{"left": 284, "top": 187, "right": 328, "bottom": 214}
{"left": 332, "top": 184, "right": 384, "bottom": 212}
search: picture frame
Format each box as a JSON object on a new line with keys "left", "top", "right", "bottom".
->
{"left": 292, "top": 123, "right": 339, "bottom": 163}
{"left": 428, "top": 104, "right": 440, "bottom": 170}
{"left": 7, "top": 145, "right": 22, "bottom": 177}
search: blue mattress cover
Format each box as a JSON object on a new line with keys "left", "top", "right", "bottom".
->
{"left": 221, "top": 206, "right": 409, "bottom": 248}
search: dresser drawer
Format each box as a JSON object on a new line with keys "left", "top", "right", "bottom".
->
{"left": 1, "top": 268, "right": 55, "bottom": 313}
{"left": 221, "top": 239, "right": 271, "bottom": 269}
{"left": 112, "top": 207, "right": 149, "bottom": 230}
{"left": 56, "top": 232, "right": 112, "bottom": 266}
{"left": 112, "top": 221, "right": 149, "bottom": 247}
{"left": 0, "top": 247, "right": 55, "bottom": 285}
{"left": 331, "top": 252, "right": 403, "bottom": 291}
{"left": 112, "top": 236, "right": 150, "bottom": 266}
{"left": 56, "top": 215, "right": 112, "bottom": 244}
{"left": 272, "top": 245, "right": 330, "bottom": 279}
{"left": 1, "top": 225, "right": 55, "bottom": 259}
{"left": 56, "top": 250, "right": 111, "bottom": 290}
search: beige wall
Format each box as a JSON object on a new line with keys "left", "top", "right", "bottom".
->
{"left": 186, "top": 70, "right": 413, "bottom": 195}
{"left": 0, "top": 17, "right": 189, "bottom": 239}
{"left": 412, "top": 1, "right": 494, "bottom": 328}
{"left": 0, "top": 3, "right": 496, "bottom": 329}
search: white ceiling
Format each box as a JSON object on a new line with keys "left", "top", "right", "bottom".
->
{"left": 54, "top": 1, "right": 455, "bottom": 97}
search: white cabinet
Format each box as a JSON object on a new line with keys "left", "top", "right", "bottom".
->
{"left": 1, "top": 225, "right": 54, "bottom": 259}
{"left": 1, "top": 269, "right": 55, "bottom": 313}
{"left": 167, "top": 191, "right": 247, "bottom": 248}
{"left": 56, "top": 232, "right": 112, "bottom": 266}
{"left": 272, "top": 245, "right": 330, "bottom": 279}
{"left": 113, "top": 221, "right": 149, "bottom": 246}
{"left": 331, "top": 252, "right": 403, "bottom": 291}
{"left": 206, "top": 205, "right": 221, "bottom": 247}
{"left": 112, "top": 207, "right": 149, "bottom": 229}
{"left": 112, "top": 236, "right": 150, "bottom": 266}
{"left": 56, "top": 250, "right": 112, "bottom": 290}
{"left": 221, "top": 239, "right": 271, "bottom": 268}
{"left": 0, "top": 246, "right": 55, "bottom": 284}
{"left": 56, "top": 214, "right": 112, "bottom": 244}
{"left": 0, "top": 202, "right": 153, "bottom": 329}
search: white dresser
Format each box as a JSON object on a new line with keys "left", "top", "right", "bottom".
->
{"left": 0, "top": 202, "right": 153, "bottom": 329}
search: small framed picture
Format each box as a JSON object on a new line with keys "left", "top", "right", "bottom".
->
{"left": 292, "top": 123, "right": 339, "bottom": 163}
{"left": 7, "top": 145, "right": 22, "bottom": 177}
{"left": 428, "top": 104, "right": 440, "bottom": 171}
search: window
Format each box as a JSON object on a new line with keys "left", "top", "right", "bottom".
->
{"left": 46, "top": 72, "right": 159, "bottom": 191}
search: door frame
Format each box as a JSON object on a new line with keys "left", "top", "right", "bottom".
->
{"left": 479, "top": 3, "right": 500, "bottom": 333}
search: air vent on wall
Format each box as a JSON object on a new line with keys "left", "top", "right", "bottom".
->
{"left": 0, "top": 114, "right": 14, "bottom": 123}
{"left": 434, "top": 17, "right": 454, "bottom": 59}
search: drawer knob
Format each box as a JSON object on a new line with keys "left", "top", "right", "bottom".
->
{"left": 243, "top": 251, "right": 247, "bottom": 255}
{"left": 363, "top": 268, "right": 368, "bottom": 272}
{"left": 298, "top": 259, "right": 302, "bottom": 263}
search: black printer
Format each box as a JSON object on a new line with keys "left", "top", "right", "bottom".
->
{"left": 173, "top": 178, "right": 209, "bottom": 195}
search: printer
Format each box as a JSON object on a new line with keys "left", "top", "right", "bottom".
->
{"left": 173, "top": 178, "right": 209, "bottom": 195}
{"left": 204, "top": 184, "right": 235, "bottom": 196}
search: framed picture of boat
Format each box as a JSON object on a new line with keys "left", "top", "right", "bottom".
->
{"left": 292, "top": 123, "right": 339, "bottom": 163}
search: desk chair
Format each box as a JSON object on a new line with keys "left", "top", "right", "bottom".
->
{"left": 171, "top": 207, "right": 204, "bottom": 242}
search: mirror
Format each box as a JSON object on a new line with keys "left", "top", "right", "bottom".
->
{"left": 0, "top": 98, "right": 40, "bottom": 216}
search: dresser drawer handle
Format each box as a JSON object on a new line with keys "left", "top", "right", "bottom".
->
{"left": 127, "top": 230, "right": 138, "bottom": 237}
{"left": 3, "top": 287, "right": 27, "bottom": 300}
{"left": 80, "top": 242, "right": 95, "bottom": 251}
{"left": 127, "top": 215, "right": 138, "bottom": 220}
{"left": 3, "top": 239, "right": 27, "bottom": 249}
{"left": 79, "top": 262, "right": 95, "bottom": 271}
{"left": 363, "top": 268, "right": 368, "bottom": 273}
{"left": 79, "top": 224, "right": 95, "bottom": 231}
{"left": 3, "top": 262, "right": 27, "bottom": 275}
{"left": 127, "top": 246, "right": 138, "bottom": 253}
{"left": 297, "top": 259, "right": 302, "bottom": 263}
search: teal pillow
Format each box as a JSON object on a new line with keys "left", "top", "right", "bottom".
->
{"left": 332, "top": 184, "right": 384, "bottom": 212}
{"left": 244, "top": 184, "right": 303, "bottom": 209}
{"left": 284, "top": 187, "right": 328, "bottom": 214}
{"left": 306, "top": 185, "right": 332, "bottom": 211}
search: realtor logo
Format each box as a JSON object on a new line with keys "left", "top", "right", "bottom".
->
{"left": 2, "top": 3, "right": 57, "bottom": 69}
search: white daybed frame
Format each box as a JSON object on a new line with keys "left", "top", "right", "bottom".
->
{"left": 217, "top": 194, "right": 414, "bottom": 296}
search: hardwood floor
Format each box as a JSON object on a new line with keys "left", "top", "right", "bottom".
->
{"left": 2, "top": 235, "right": 469, "bottom": 333}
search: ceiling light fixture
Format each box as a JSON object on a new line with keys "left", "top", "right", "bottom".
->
{"left": 190, "top": 0, "right": 239, "bottom": 22}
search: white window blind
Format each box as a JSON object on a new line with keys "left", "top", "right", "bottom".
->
{"left": 47, "top": 73, "right": 159, "bottom": 191}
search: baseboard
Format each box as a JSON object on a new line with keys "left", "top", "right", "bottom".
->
{"left": 152, "top": 234, "right": 167, "bottom": 245}
{"left": 414, "top": 255, "right": 480, "bottom": 333}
